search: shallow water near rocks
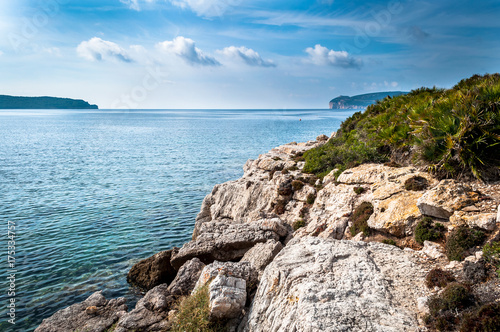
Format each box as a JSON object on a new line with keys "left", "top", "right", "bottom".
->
{"left": 0, "top": 109, "right": 354, "bottom": 330}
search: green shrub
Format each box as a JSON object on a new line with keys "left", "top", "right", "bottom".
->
{"left": 427, "top": 283, "right": 472, "bottom": 316}
{"left": 350, "top": 202, "right": 374, "bottom": 236}
{"left": 293, "top": 219, "right": 306, "bottom": 231}
{"left": 353, "top": 186, "right": 365, "bottom": 195}
{"left": 303, "top": 74, "right": 500, "bottom": 180}
{"left": 286, "top": 165, "right": 299, "bottom": 171}
{"left": 483, "top": 241, "right": 500, "bottom": 277}
{"left": 446, "top": 227, "right": 486, "bottom": 261}
{"left": 426, "top": 268, "right": 455, "bottom": 288}
{"left": 414, "top": 217, "right": 446, "bottom": 244}
{"left": 171, "top": 283, "right": 226, "bottom": 332}
{"left": 460, "top": 302, "right": 500, "bottom": 332}
{"left": 404, "top": 176, "right": 428, "bottom": 191}
{"left": 306, "top": 193, "right": 316, "bottom": 205}
{"left": 291, "top": 180, "right": 305, "bottom": 191}
{"left": 381, "top": 239, "right": 397, "bottom": 246}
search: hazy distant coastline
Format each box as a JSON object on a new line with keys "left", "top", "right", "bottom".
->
{"left": 0, "top": 95, "right": 98, "bottom": 109}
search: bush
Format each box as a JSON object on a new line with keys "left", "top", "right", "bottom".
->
{"left": 483, "top": 241, "right": 500, "bottom": 277}
{"left": 303, "top": 74, "right": 500, "bottom": 180}
{"left": 293, "top": 219, "right": 306, "bottom": 231}
{"left": 404, "top": 176, "right": 428, "bottom": 191}
{"left": 353, "top": 186, "right": 365, "bottom": 195}
{"left": 414, "top": 217, "right": 446, "bottom": 244}
{"left": 439, "top": 283, "right": 473, "bottom": 311}
{"left": 171, "top": 283, "right": 226, "bottom": 332}
{"left": 291, "top": 180, "right": 304, "bottom": 191}
{"left": 460, "top": 302, "right": 500, "bottom": 332}
{"left": 350, "top": 202, "right": 374, "bottom": 236}
{"left": 426, "top": 268, "right": 455, "bottom": 288}
{"left": 446, "top": 227, "right": 486, "bottom": 261}
{"left": 306, "top": 193, "right": 316, "bottom": 205}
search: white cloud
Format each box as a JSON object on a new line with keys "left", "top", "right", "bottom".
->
{"left": 77, "top": 37, "right": 132, "bottom": 62}
{"left": 43, "top": 47, "right": 62, "bottom": 57}
{"left": 217, "top": 46, "right": 276, "bottom": 67}
{"left": 170, "top": 0, "right": 239, "bottom": 18}
{"left": 121, "top": 0, "right": 156, "bottom": 11}
{"left": 305, "top": 44, "right": 362, "bottom": 69}
{"left": 156, "top": 36, "right": 220, "bottom": 66}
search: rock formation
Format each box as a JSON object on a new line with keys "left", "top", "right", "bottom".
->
{"left": 36, "top": 136, "right": 500, "bottom": 332}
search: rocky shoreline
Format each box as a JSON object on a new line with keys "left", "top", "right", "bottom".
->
{"left": 35, "top": 135, "right": 500, "bottom": 332}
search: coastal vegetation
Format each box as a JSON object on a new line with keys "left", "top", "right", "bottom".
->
{"left": 171, "top": 283, "right": 226, "bottom": 332}
{"left": 414, "top": 217, "right": 445, "bottom": 245}
{"left": 445, "top": 226, "right": 485, "bottom": 261}
{"left": 304, "top": 74, "right": 500, "bottom": 180}
{"left": 349, "top": 201, "right": 374, "bottom": 236}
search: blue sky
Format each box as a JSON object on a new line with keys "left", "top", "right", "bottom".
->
{"left": 0, "top": 0, "right": 499, "bottom": 109}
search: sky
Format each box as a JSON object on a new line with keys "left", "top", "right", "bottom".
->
{"left": 0, "top": 0, "right": 499, "bottom": 109}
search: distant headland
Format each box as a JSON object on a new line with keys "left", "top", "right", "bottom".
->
{"left": 329, "top": 91, "right": 408, "bottom": 109}
{"left": 0, "top": 95, "right": 98, "bottom": 109}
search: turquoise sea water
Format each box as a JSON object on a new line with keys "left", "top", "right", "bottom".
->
{"left": 0, "top": 109, "right": 355, "bottom": 331}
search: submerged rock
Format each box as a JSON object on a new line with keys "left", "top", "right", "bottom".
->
{"left": 35, "top": 291, "right": 127, "bottom": 332}
{"left": 240, "top": 237, "right": 429, "bottom": 332}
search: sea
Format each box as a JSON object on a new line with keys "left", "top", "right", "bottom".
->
{"left": 0, "top": 109, "right": 356, "bottom": 331}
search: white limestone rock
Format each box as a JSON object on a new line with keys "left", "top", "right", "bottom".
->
{"left": 240, "top": 237, "right": 429, "bottom": 332}
{"left": 209, "top": 274, "right": 247, "bottom": 320}
{"left": 417, "top": 179, "right": 479, "bottom": 219}
{"left": 421, "top": 241, "right": 445, "bottom": 259}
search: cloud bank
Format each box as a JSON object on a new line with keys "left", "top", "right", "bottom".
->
{"left": 218, "top": 46, "right": 276, "bottom": 67}
{"left": 156, "top": 36, "right": 220, "bottom": 66}
{"left": 77, "top": 37, "right": 132, "bottom": 62}
{"left": 305, "top": 44, "right": 362, "bottom": 69}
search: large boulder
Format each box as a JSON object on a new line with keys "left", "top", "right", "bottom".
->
{"left": 127, "top": 249, "right": 177, "bottom": 290}
{"left": 417, "top": 179, "right": 480, "bottom": 219}
{"left": 193, "top": 140, "right": 326, "bottom": 237}
{"left": 368, "top": 191, "right": 422, "bottom": 237}
{"left": 241, "top": 239, "right": 283, "bottom": 277}
{"left": 171, "top": 218, "right": 288, "bottom": 269}
{"left": 449, "top": 211, "right": 497, "bottom": 231}
{"left": 209, "top": 274, "right": 247, "bottom": 320}
{"left": 240, "top": 237, "right": 429, "bottom": 332}
{"left": 114, "top": 284, "right": 171, "bottom": 332}
{"left": 167, "top": 257, "right": 206, "bottom": 296}
{"left": 35, "top": 291, "right": 127, "bottom": 332}
{"left": 194, "top": 261, "right": 258, "bottom": 295}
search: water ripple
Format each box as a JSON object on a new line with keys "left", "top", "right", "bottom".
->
{"left": 0, "top": 109, "right": 352, "bottom": 331}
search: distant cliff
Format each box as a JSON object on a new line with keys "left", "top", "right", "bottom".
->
{"left": 0, "top": 95, "right": 98, "bottom": 109}
{"left": 329, "top": 91, "right": 407, "bottom": 109}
